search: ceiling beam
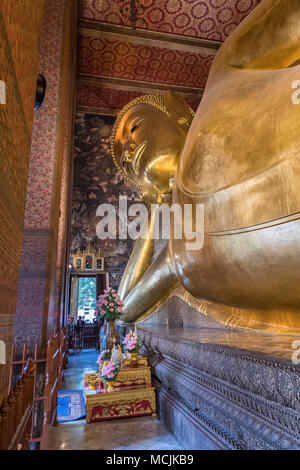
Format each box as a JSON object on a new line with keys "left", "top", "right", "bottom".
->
{"left": 78, "top": 74, "right": 204, "bottom": 97}
{"left": 77, "top": 105, "right": 119, "bottom": 116}
{"left": 79, "top": 19, "right": 220, "bottom": 56}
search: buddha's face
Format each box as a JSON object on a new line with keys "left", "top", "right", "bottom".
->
{"left": 113, "top": 104, "right": 186, "bottom": 198}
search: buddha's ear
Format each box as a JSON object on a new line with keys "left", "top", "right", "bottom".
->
{"left": 164, "top": 91, "right": 194, "bottom": 130}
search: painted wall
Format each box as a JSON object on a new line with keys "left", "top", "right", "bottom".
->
{"left": 70, "top": 113, "right": 141, "bottom": 287}
{"left": 0, "top": 0, "right": 45, "bottom": 400}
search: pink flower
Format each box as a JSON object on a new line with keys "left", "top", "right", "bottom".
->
{"left": 102, "top": 360, "right": 118, "bottom": 379}
{"left": 110, "top": 308, "right": 114, "bottom": 312}
{"left": 109, "top": 303, "right": 114, "bottom": 307}
{"left": 126, "top": 340, "right": 135, "bottom": 350}
{"left": 103, "top": 300, "right": 108, "bottom": 305}
{"left": 103, "top": 364, "right": 114, "bottom": 375}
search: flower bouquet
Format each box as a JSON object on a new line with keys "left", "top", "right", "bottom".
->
{"left": 101, "top": 360, "right": 120, "bottom": 392}
{"left": 96, "top": 349, "right": 111, "bottom": 375}
{"left": 97, "top": 350, "right": 111, "bottom": 363}
{"left": 94, "top": 287, "right": 125, "bottom": 352}
{"left": 94, "top": 287, "right": 124, "bottom": 320}
{"left": 122, "top": 329, "right": 142, "bottom": 364}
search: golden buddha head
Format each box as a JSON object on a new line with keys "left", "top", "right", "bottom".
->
{"left": 111, "top": 92, "right": 194, "bottom": 204}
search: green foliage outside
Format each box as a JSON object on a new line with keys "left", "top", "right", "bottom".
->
{"left": 78, "top": 277, "right": 96, "bottom": 310}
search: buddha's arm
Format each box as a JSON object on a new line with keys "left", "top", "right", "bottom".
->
{"left": 211, "top": 0, "right": 300, "bottom": 75}
{"left": 120, "top": 244, "right": 179, "bottom": 323}
{"left": 118, "top": 209, "right": 158, "bottom": 300}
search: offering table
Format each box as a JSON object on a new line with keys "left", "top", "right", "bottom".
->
{"left": 84, "top": 360, "right": 156, "bottom": 423}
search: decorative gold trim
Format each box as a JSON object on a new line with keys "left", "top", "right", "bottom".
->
{"left": 114, "top": 367, "right": 152, "bottom": 388}
{"left": 72, "top": 243, "right": 104, "bottom": 271}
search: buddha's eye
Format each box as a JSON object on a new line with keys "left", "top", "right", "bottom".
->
{"left": 131, "top": 125, "right": 137, "bottom": 133}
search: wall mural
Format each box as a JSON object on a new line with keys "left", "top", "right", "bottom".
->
{"left": 70, "top": 113, "right": 141, "bottom": 287}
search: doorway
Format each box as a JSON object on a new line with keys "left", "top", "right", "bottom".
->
{"left": 69, "top": 273, "right": 108, "bottom": 322}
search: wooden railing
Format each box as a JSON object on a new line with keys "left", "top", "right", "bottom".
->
{"left": 41, "top": 328, "right": 68, "bottom": 450}
{"left": 0, "top": 359, "right": 35, "bottom": 450}
{"left": 9, "top": 327, "right": 68, "bottom": 450}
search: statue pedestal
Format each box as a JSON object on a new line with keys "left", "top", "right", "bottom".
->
{"left": 117, "top": 321, "right": 300, "bottom": 450}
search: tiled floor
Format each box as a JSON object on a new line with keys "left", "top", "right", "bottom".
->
{"left": 49, "top": 349, "right": 183, "bottom": 450}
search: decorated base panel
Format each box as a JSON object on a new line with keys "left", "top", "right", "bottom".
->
{"left": 113, "top": 366, "right": 152, "bottom": 388}
{"left": 85, "top": 386, "right": 156, "bottom": 423}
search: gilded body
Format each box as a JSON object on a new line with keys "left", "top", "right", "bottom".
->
{"left": 112, "top": 0, "right": 300, "bottom": 334}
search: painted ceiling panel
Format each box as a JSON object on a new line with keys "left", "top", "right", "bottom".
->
{"left": 78, "top": 84, "right": 142, "bottom": 109}
{"left": 78, "top": 83, "right": 201, "bottom": 111}
{"left": 80, "top": 0, "right": 262, "bottom": 42}
{"left": 79, "top": 31, "right": 214, "bottom": 88}
{"left": 78, "top": 0, "right": 262, "bottom": 112}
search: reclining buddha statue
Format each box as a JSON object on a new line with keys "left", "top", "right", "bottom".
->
{"left": 111, "top": 0, "right": 300, "bottom": 334}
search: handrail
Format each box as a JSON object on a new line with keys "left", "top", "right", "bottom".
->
{"left": 8, "top": 326, "right": 68, "bottom": 450}
{"left": 0, "top": 359, "right": 35, "bottom": 450}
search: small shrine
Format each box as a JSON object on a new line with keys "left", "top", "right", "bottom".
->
{"left": 72, "top": 244, "right": 105, "bottom": 272}
{"left": 84, "top": 288, "right": 156, "bottom": 423}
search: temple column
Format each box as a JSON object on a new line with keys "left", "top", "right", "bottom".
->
{"left": 70, "top": 276, "right": 79, "bottom": 320}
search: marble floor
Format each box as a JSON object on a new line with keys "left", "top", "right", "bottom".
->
{"left": 49, "top": 349, "right": 183, "bottom": 451}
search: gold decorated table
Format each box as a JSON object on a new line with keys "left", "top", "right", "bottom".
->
{"left": 84, "top": 361, "right": 156, "bottom": 423}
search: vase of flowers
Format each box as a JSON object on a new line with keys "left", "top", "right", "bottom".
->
{"left": 101, "top": 360, "right": 120, "bottom": 392}
{"left": 122, "top": 328, "right": 142, "bottom": 364}
{"left": 94, "top": 287, "right": 124, "bottom": 351}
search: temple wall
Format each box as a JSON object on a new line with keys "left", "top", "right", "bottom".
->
{"left": 0, "top": 1, "right": 44, "bottom": 401}
{"left": 70, "top": 113, "right": 141, "bottom": 288}
{"left": 15, "top": 0, "right": 77, "bottom": 350}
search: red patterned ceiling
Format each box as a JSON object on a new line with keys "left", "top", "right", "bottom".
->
{"left": 78, "top": 83, "right": 201, "bottom": 111}
{"left": 78, "top": 0, "right": 262, "bottom": 112}
{"left": 79, "top": 32, "right": 214, "bottom": 88}
{"left": 81, "top": 0, "right": 262, "bottom": 42}
{"left": 79, "top": 84, "right": 142, "bottom": 110}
